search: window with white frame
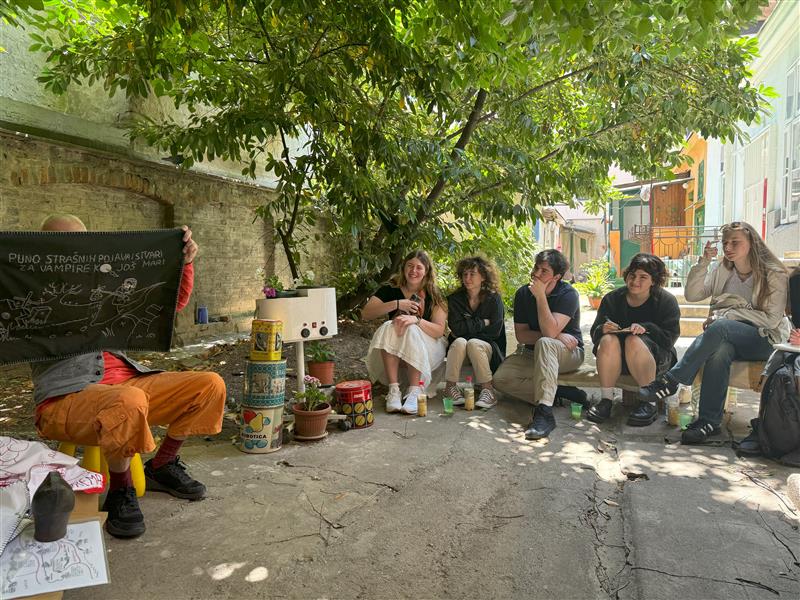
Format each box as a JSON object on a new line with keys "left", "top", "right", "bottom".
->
{"left": 782, "top": 62, "right": 800, "bottom": 223}
{"left": 743, "top": 132, "right": 769, "bottom": 227}
{"left": 784, "top": 120, "right": 800, "bottom": 222}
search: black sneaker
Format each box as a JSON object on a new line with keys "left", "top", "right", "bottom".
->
{"left": 587, "top": 398, "right": 613, "bottom": 423}
{"left": 102, "top": 487, "right": 145, "bottom": 539}
{"left": 525, "top": 405, "right": 556, "bottom": 440}
{"left": 144, "top": 456, "right": 207, "bottom": 500}
{"left": 639, "top": 373, "right": 679, "bottom": 402}
{"left": 627, "top": 401, "right": 658, "bottom": 426}
{"left": 680, "top": 419, "right": 721, "bottom": 445}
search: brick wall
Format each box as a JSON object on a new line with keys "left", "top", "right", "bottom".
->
{"left": 0, "top": 130, "right": 276, "bottom": 343}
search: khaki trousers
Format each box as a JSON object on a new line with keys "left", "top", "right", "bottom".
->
{"left": 493, "top": 338, "right": 584, "bottom": 406}
{"left": 445, "top": 337, "right": 493, "bottom": 383}
{"left": 36, "top": 371, "right": 226, "bottom": 461}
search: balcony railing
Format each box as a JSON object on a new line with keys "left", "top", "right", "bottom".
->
{"left": 630, "top": 225, "right": 724, "bottom": 286}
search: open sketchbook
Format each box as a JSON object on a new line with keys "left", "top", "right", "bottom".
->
{"left": 0, "top": 481, "right": 30, "bottom": 556}
{"left": 773, "top": 343, "right": 800, "bottom": 353}
{"left": 0, "top": 520, "right": 109, "bottom": 599}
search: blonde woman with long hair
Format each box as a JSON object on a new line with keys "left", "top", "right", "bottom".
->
{"left": 361, "top": 250, "right": 448, "bottom": 415}
{"left": 640, "top": 222, "right": 789, "bottom": 444}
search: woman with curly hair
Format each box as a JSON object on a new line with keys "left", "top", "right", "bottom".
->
{"left": 361, "top": 250, "right": 448, "bottom": 415}
{"left": 640, "top": 222, "right": 789, "bottom": 443}
{"left": 587, "top": 253, "right": 680, "bottom": 425}
{"left": 444, "top": 255, "right": 506, "bottom": 409}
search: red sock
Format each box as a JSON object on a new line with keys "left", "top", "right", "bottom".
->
{"left": 151, "top": 436, "right": 184, "bottom": 469}
{"left": 108, "top": 468, "right": 133, "bottom": 492}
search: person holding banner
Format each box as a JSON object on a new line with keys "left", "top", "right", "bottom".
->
{"left": 31, "top": 214, "right": 226, "bottom": 539}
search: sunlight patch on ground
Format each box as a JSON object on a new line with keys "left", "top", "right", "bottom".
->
{"left": 245, "top": 566, "right": 269, "bottom": 582}
{"left": 208, "top": 562, "right": 247, "bottom": 580}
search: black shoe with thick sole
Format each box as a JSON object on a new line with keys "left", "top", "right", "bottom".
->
{"left": 587, "top": 398, "right": 613, "bottom": 424}
{"left": 144, "top": 456, "right": 207, "bottom": 500}
{"left": 681, "top": 419, "right": 722, "bottom": 445}
{"left": 102, "top": 487, "right": 146, "bottom": 539}
{"left": 639, "top": 374, "right": 679, "bottom": 403}
{"left": 627, "top": 401, "right": 658, "bottom": 426}
{"left": 525, "top": 405, "right": 556, "bottom": 440}
{"left": 735, "top": 427, "right": 762, "bottom": 457}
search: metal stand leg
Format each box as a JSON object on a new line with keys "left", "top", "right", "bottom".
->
{"left": 296, "top": 340, "right": 306, "bottom": 392}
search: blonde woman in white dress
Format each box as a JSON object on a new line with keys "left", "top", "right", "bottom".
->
{"left": 362, "top": 250, "right": 447, "bottom": 415}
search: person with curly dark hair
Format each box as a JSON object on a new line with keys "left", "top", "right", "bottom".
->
{"left": 587, "top": 253, "right": 680, "bottom": 426}
{"left": 444, "top": 255, "right": 506, "bottom": 409}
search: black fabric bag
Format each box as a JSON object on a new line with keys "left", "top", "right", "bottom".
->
{"left": 756, "top": 353, "right": 800, "bottom": 466}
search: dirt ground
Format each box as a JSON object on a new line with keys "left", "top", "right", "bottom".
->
{"left": 0, "top": 319, "right": 380, "bottom": 445}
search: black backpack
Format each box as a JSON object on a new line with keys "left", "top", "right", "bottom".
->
{"left": 757, "top": 353, "right": 800, "bottom": 465}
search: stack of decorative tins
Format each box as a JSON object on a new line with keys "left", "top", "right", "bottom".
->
{"left": 239, "top": 319, "right": 286, "bottom": 453}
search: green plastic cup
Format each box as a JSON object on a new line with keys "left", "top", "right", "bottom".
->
{"left": 442, "top": 397, "right": 454, "bottom": 415}
{"left": 570, "top": 401, "right": 582, "bottom": 421}
{"left": 679, "top": 412, "right": 693, "bottom": 430}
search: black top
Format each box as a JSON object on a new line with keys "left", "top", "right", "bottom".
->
{"left": 790, "top": 269, "right": 800, "bottom": 329}
{"left": 513, "top": 280, "right": 583, "bottom": 348}
{"left": 446, "top": 289, "right": 506, "bottom": 372}
{"left": 589, "top": 286, "right": 681, "bottom": 362}
{"left": 373, "top": 284, "right": 434, "bottom": 321}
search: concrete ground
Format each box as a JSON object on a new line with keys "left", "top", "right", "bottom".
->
{"left": 71, "top": 314, "right": 800, "bottom": 600}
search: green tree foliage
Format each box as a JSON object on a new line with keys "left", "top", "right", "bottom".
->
{"left": 24, "top": 0, "right": 770, "bottom": 309}
{"left": 432, "top": 223, "right": 537, "bottom": 315}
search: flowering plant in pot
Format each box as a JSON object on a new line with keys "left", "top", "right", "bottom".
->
{"left": 574, "top": 259, "right": 614, "bottom": 309}
{"left": 262, "top": 274, "right": 298, "bottom": 299}
{"left": 306, "top": 341, "right": 335, "bottom": 385}
{"left": 292, "top": 376, "right": 332, "bottom": 438}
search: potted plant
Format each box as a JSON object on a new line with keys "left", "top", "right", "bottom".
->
{"left": 262, "top": 274, "right": 298, "bottom": 299}
{"left": 306, "top": 341, "right": 335, "bottom": 385}
{"left": 574, "top": 259, "right": 615, "bottom": 309}
{"left": 292, "top": 376, "right": 333, "bottom": 439}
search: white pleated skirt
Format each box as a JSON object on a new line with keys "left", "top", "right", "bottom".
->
{"left": 364, "top": 321, "right": 447, "bottom": 395}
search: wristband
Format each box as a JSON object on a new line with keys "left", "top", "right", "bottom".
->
{"left": 396, "top": 299, "right": 400, "bottom": 311}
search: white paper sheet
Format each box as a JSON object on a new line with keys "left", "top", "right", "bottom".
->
{"left": 0, "top": 520, "right": 109, "bottom": 599}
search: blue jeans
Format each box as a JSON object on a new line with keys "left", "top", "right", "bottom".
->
{"left": 669, "top": 319, "right": 773, "bottom": 425}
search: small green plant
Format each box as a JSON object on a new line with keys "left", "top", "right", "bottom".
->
{"left": 306, "top": 341, "right": 335, "bottom": 363}
{"left": 574, "top": 259, "right": 615, "bottom": 298}
{"left": 294, "top": 375, "right": 329, "bottom": 411}
{"left": 262, "top": 274, "right": 284, "bottom": 298}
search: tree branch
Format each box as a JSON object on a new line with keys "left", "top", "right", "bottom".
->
{"left": 419, "top": 88, "right": 488, "bottom": 219}
{"left": 445, "top": 63, "right": 598, "bottom": 142}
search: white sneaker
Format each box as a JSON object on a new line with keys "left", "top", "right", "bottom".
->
{"left": 401, "top": 388, "right": 420, "bottom": 415}
{"left": 445, "top": 383, "right": 465, "bottom": 406}
{"left": 385, "top": 386, "right": 402, "bottom": 413}
{"left": 475, "top": 388, "right": 497, "bottom": 409}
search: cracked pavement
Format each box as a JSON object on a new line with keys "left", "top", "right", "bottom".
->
{"left": 72, "top": 389, "right": 798, "bottom": 599}
{"left": 72, "top": 319, "right": 799, "bottom": 599}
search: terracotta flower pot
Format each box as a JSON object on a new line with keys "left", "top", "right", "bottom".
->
{"left": 588, "top": 295, "right": 602, "bottom": 310}
{"left": 292, "top": 402, "right": 332, "bottom": 438}
{"left": 307, "top": 360, "right": 335, "bottom": 386}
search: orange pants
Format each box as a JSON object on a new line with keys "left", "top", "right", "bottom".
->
{"left": 36, "top": 372, "right": 226, "bottom": 461}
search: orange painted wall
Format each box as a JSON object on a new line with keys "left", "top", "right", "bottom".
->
{"left": 609, "top": 230, "right": 621, "bottom": 274}
{"left": 676, "top": 134, "right": 708, "bottom": 225}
